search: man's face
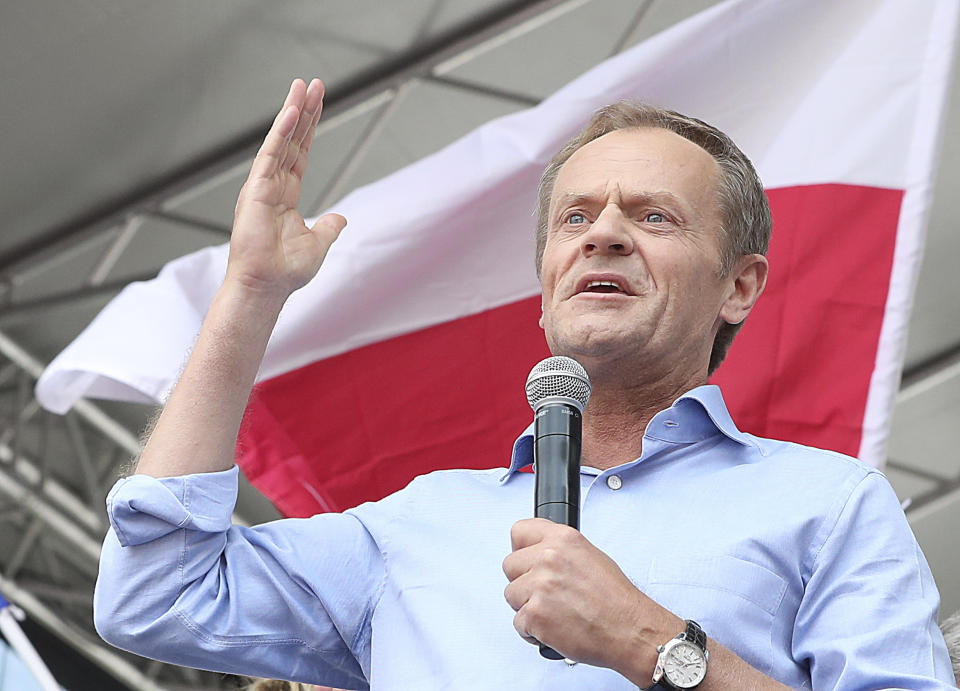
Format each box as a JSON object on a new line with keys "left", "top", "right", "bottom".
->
{"left": 539, "top": 127, "right": 733, "bottom": 374}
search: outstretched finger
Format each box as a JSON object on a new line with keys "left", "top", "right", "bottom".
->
{"left": 274, "top": 78, "right": 315, "bottom": 174}
{"left": 291, "top": 80, "right": 325, "bottom": 178}
{"left": 292, "top": 79, "right": 324, "bottom": 149}
{"left": 278, "top": 79, "right": 320, "bottom": 173}
{"left": 304, "top": 82, "right": 325, "bottom": 152}
{"left": 249, "top": 80, "right": 307, "bottom": 182}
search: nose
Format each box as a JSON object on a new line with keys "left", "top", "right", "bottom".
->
{"left": 580, "top": 204, "right": 634, "bottom": 258}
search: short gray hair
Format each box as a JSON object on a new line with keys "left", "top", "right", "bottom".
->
{"left": 535, "top": 102, "right": 772, "bottom": 374}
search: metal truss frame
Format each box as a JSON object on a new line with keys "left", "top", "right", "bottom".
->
{"left": 0, "top": 0, "right": 581, "bottom": 281}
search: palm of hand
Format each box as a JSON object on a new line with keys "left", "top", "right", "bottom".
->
{"left": 228, "top": 79, "right": 346, "bottom": 299}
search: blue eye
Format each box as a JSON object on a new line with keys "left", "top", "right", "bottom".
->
{"left": 645, "top": 212, "right": 665, "bottom": 223}
{"left": 567, "top": 212, "right": 586, "bottom": 224}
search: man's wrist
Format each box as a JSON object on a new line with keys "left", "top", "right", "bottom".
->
{"left": 615, "top": 597, "right": 686, "bottom": 687}
{"left": 218, "top": 275, "right": 290, "bottom": 317}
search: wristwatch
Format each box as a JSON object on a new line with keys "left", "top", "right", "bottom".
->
{"left": 645, "top": 620, "right": 709, "bottom": 690}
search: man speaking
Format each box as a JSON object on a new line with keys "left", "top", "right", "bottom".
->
{"left": 93, "top": 78, "right": 954, "bottom": 689}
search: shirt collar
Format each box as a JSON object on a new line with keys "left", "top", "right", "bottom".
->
{"left": 499, "top": 384, "right": 757, "bottom": 483}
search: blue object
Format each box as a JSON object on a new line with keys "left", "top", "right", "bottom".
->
{"left": 93, "top": 385, "right": 954, "bottom": 689}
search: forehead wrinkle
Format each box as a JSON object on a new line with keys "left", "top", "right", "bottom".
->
{"left": 554, "top": 187, "right": 693, "bottom": 219}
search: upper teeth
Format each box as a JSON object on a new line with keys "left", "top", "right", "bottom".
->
{"left": 586, "top": 280, "right": 622, "bottom": 291}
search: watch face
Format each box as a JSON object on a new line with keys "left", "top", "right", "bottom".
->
{"left": 663, "top": 640, "right": 707, "bottom": 688}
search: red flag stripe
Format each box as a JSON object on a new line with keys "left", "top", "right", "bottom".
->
{"left": 239, "top": 183, "right": 901, "bottom": 518}
{"left": 712, "top": 184, "right": 902, "bottom": 456}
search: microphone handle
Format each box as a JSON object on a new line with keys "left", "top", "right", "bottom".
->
{"left": 532, "top": 403, "right": 581, "bottom": 660}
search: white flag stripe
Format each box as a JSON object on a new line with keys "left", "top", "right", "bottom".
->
{"left": 858, "top": 0, "right": 960, "bottom": 464}
{"left": 37, "top": 246, "right": 226, "bottom": 412}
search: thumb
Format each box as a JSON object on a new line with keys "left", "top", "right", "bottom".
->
{"left": 311, "top": 212, "right": 348, "bottom": 245}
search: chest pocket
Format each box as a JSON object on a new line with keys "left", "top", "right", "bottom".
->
{"left": 644, "top": 554, "right": 787, "bottom": 675}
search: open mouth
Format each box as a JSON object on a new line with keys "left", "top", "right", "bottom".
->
{"left": 575, "top": 274, "right": 634, "bottom": 295}
{"left": 572, "top": 274, "right": 635, "bottom": 299}
{"left": 582, "top": 280, "right": 626, "bottom": 294}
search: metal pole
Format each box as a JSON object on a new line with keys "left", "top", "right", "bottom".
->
{"left": 0, "top": 602, "right": 61, "bottom": 691}
{"left": 0, "top": 329, "right": 141, "bottom": 455}
{"left": 310, "top": 86, "right": 403, "bottom": 214}
{"left": 0, "top": 448, "right": 104, "bottom": 541}
{"left": 0, "top": 459, "right": 102, "bottom": 565}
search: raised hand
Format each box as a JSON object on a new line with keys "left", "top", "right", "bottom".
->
{"left": 226, "top": 78, "right": 347, "bottom": 302}
{"left": 133, "top": 79, "right": 348, "bottom": 481}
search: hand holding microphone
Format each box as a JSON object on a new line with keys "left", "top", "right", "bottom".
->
{"left": 505, "top": 357, "right": 684, "bottom": 678}
{"left": 524, "top": 356, "right": 591, "bottom": 660}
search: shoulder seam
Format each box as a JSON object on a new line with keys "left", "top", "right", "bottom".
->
{"left": 805, "top": 468, "right": 880, "bottom": 580}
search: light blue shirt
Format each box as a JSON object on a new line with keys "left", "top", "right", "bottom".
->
{"left": 94, "top": 386, "right": 954, "bottom": 690}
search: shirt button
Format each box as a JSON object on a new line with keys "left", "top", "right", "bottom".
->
{"left": 606, "top": 475, "right": 623, "bottom": 490}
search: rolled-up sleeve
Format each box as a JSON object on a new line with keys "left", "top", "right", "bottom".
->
{"left": 793, "top": 471, "right": 955, "bottom": 690}
{"left": 95, "top": 467, "right": 383, "bottom": 689}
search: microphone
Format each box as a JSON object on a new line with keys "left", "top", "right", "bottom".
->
{"left": 524, "top": 356, "right": 592, "bottom": 660}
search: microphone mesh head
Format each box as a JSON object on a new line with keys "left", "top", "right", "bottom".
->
{"left": 525, "top": 356, "right": 592, "bottom": 411}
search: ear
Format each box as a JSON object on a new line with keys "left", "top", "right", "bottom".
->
{"left": 719, "top": 254, "right": 768, "bottom": 325}
{"left": 538, "top": 298, "right": 545, "bottom": 330}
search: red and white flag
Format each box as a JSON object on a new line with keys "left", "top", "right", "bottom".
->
{"left": 37, "top": 0, "right": 959, "bottom": 517}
